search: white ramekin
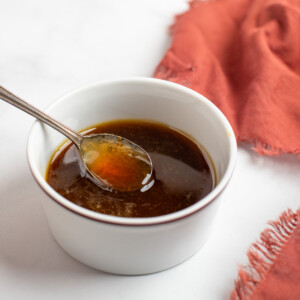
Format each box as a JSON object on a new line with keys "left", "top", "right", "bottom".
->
{"left": 27, "top": 78, "right": 237, "bottom": 275}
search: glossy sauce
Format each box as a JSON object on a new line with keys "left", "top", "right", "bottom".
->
{"left": 46, "top": 120, "right": 214, "bottom": 218}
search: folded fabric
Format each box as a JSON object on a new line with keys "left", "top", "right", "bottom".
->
{"left": 231, "top": 209, "right": 300, "bottom": 300}
{"left": 154, "top": 0, "right": 300, "bottom": 155}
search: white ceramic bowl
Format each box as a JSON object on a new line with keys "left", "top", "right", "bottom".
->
{"left": 27, "top": 78, "right": 236, "bottom": 275}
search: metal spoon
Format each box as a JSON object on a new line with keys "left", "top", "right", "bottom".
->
{"left": 0, "top": 86, "right": 153, "bottom": 192}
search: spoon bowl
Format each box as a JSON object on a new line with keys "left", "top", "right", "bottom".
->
{"left": 80, "top": 133, "right": 153, "bottom": 192}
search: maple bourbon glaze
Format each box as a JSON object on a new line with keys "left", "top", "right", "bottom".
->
{"left": 46, "top": 120, "right": 215, "bottom": 218}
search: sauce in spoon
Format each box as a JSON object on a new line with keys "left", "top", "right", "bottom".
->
{"left": 80, "top": 134, "right": 152, "bottom": 192}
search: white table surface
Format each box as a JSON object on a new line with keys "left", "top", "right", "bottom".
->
{"left": 0, "top": 1, "right": 299, "bottom": 299}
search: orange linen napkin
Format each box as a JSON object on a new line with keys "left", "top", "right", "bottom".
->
{"left": 231, "top": 209, "right": 300, "bottom": 300}
{"left": 154, "top": 0, "right": 300, "bottom": 298}
{"left": 154, "top": 0, "right": 300, "bottom": 155}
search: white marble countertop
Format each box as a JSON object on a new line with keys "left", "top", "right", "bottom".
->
{"left": 0, "top": 1, "right": 299, "bottom": 299}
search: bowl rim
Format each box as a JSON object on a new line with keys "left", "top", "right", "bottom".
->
{"left": 27, "top": 77, "right": 237, "bottom": 226}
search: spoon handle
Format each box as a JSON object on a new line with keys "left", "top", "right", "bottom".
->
{"left": 0, "top": 86, "right": 82, "bottom": 147}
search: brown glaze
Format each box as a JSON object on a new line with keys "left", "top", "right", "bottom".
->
{"left": 46, "top": 120, "right": 214, "bottom": 218}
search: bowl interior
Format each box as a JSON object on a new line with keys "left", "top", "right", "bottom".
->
{"left": 27, "top": 78, "right": 236, "bottom": 225}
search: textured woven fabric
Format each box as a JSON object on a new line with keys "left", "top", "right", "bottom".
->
{"left": 154, "top": 0, "right": 300, "bottom": 155}
{"left": 231, "top": 209, "right": 300, "bottom": 300}
{"left": 154, "top": 1, "right": 300, "bottom": 298}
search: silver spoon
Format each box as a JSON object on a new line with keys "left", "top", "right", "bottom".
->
{"left": 0, "top": 86, "right": 153, "bottom": 192}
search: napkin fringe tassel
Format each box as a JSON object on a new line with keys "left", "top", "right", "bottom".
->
{"left": 230, "top": 209, "right": 298, "bottom": 300}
